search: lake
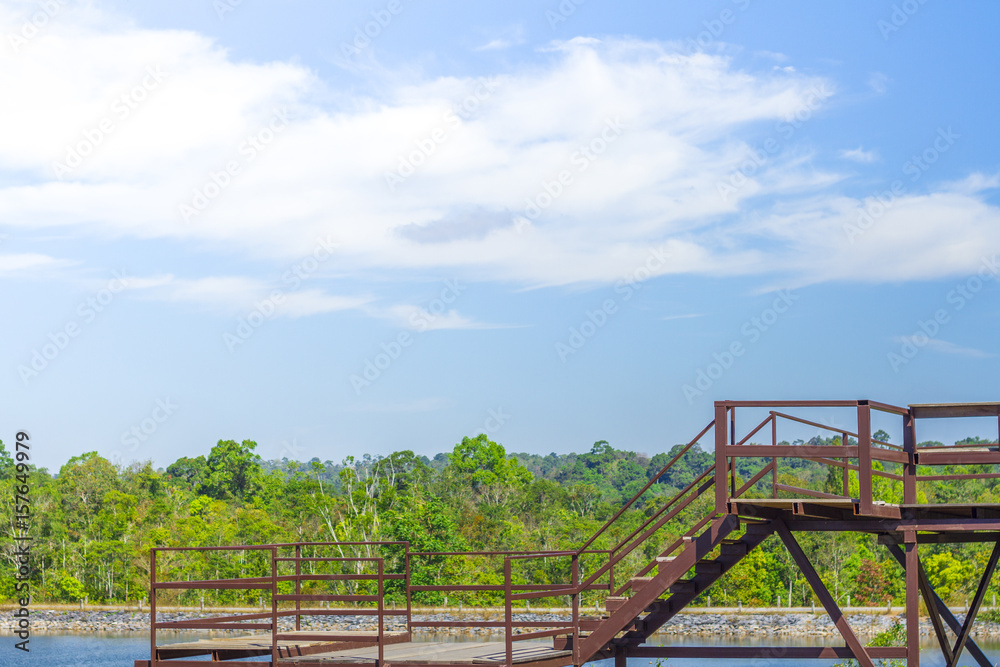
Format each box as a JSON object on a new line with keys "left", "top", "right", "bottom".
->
{"left": 4, "top": 633, "right": 999, "bottom": 666}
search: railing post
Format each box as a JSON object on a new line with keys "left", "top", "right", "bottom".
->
{"left": 903, "top": 410, "right": 917, "bottom": 504}
{"left": 150, "top": 548, "right": 157, "bottom": 666}
{"left": 504, "top": 558, "right": 513, "bottom": 667}
{"left": 730, "top": 408, "right": 737, "bottom": 499}
{"left": 842, "top": 431, "right": 850, "bottom": 497}
{"left": 858, "top": 402, "right": 873, "bottom": 515}
{"left": 771, "top": 414, "right": 778, "bottom": 498}
{"left": 904, "top": 532, "right": 920, "bottom": 667}
{"left": 295, "top": 544, "right": 302, "bottom": 632}
{"left": 608, "top": 550, "right": 614, "bottom": 595}
{"left": 572, "top": 554, "right": 580, "bottom": 666}
{"left": 378, "top": 558, "right": 385, "bottom": 667}
{"left": 715, "top": 402, "right": 729, "bottom": 514}
{"left": 271, "top": 546, "right": 278, "bottom": 666}
{"left": 405, "top": 545, "right": 412, "bottom": 636}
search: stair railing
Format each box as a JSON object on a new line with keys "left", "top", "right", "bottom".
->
{"left": 572, "top": 419, "right": 720, "bottom": 599}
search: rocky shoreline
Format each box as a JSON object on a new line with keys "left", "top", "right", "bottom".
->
{"left": 5, "top": 609, "right": 1000, "bottom": 638}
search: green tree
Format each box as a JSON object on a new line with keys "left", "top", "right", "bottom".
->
{"left": 0, "top": 440, "right": 14, "bottom": 480}
{"left": 198, "top": 440, "right": 263, "bottom": 501}
{"left": 446, "top": 434, "right": 532, "bottom": 506}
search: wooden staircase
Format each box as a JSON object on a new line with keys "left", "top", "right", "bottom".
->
{"left": 575, "top": 516, "right": 775, "bottom": 662}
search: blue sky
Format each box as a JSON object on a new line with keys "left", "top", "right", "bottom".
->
{"left": 2, "top": 0, "right": 999, "bottom": 470}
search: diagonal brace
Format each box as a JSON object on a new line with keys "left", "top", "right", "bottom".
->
{"left": 886, "top": 543, "right": 992, "bottom": 667}
{"left": 949, "top": 541, "right": 1000, "bottom": 667}
{"left": 774, "top": 520, "right": 875, "bottom": 667}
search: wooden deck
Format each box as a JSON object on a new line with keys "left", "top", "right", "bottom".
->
{"left": 152, "top": 630, "right": 410, "bottom": 661}
{"left": 280, "top": 640, "right": 574, "bottom": 666}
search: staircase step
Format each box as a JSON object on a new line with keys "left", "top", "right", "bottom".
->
{"left": 694, "top": 559, "right": 724, "bottom": 575}
{"left": 629, "top": 577, "right": 654, "bottom": 592}
{"left": 720, "top": 540, "right": 748, "bottom": 556}
{"left": 743, "top": 520, "right": 772, "bottom": 535}
{"left": 669, "top": 579, "right": 697, "bottom": 594}
{"left": 604, "top": 596, "right": 627, "bottom": 613}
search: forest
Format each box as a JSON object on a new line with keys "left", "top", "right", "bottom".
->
{"left": 2, "top": 431, "right": 999, "bottom": 610}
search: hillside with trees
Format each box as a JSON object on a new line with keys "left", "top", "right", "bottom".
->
{"left": 2, "top": 432, "right": 999, "bottom": 609}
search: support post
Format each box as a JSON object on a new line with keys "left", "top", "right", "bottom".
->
{"left": 903, "top": 411, "right": 918, "bottom": 504}
{"left": 771, "top": 415, "right": 778, "bottom": 499}
{"left": 150, "top": 549, "right": 157, "bottom": 666}
{"left": 271, "top": 547, "right": 279, "bottom": 666}
{"left": 505, "top": 558, "right": 513, "bottom": 667}
{"left": 405, "top": 545, "right": 412, "bottom": 636}
{"left": 295, "top": 544, "right": 302, "bottom": 632}
{"left": 842, "top": 432, "right": 850, "bottom": 497}
{"left": 904, "top": 533, "right": 920, "bottom": 667}
{"left": 378, "top": 558, "right": 385, "bottom": 667}
{"left": 572, "top": 554, "right": 581, "bottom": 666}
{"left": 715, "top": 402, "right": 728, "bottom": 514}
{"left": 775, "top": 520, "right": 875, "bottom": 667}
{"left": 857, "top": 402, "right": 873, "bottom": 515}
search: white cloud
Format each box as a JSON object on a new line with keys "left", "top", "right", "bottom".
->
{"left": 868, "top": 72, "right": 889, "bottom": 94}
{"left": 660, "top": 313, "right": 704, "bottom": 321}
{"left": 1, "top": 9, "right": 999, "bottom": 292}
{"left": 376, "top": 304, "right": 510, "bottom": 331}
{"left": 0, "top": 252, "right": 68, "bottom": 274}
{"left": 475, "top": 25, "right": 525, "bottom": 52}
{"left": 839, "top": 146, "right": 879, "bottom": 163}
{"left": 892, "top": 337, "right": 995, "bottom": 359}
{"left": 345, "top": 397, "right": 453, "bottom": 413}
{"left": 126, "top": 274, "right": 368, "bottom": 318}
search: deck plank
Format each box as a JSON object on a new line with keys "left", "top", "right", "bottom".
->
{"left": 281, "top": 641, "right": 573, "bottom": 665}
{"left": 157, "top": 631, "right": 408, "bottom": 658}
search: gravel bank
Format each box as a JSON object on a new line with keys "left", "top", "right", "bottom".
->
{"left": 6, "top": 609, "right": 1000, "bottom": 638}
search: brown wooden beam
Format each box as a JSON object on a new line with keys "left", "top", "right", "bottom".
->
{"left": 886, "top": 543, "right": 992, "bottom": 667}
{"left": 910, "top": 403, "right": 1000, "bottom": 419}
{"left": 858, "top": 402, "right": 873, "bottom": 516}
{"left": 880, "top": 532, "right": 1000, "bottom": 545}
{"left": 716, "top": 402, "right": 728, "bottom": 514}
{"left": 624, "top": 646, "right": 907, "bottom": 659}
{"left": 949, "top": 541, "right": 1000, "bottom": 667}
{"left": 904, "top": 537, "right": 922, "bottom": 667}
{"left": 774, "top": 520, "right": 875, "bottom": 667}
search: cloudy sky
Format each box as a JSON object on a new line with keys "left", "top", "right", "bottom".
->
{"left": 3, "top": 0, "right": 999, "bottom": 470}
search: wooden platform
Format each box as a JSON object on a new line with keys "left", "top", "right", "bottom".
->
{"left": 280, "top": 641, "right": 574, "bottom": 666}
{"left": 153, "top": 630, "right": 410, "bottom": 661}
